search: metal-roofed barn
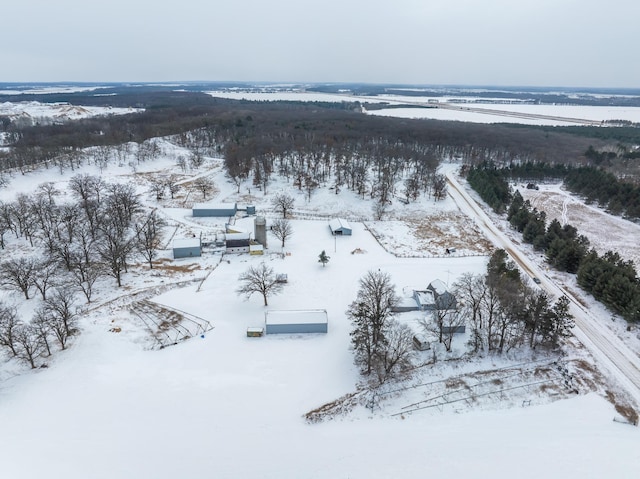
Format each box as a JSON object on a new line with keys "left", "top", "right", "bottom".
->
{"left": 265, "top": 309, "right": 328, "bottom": 334}
{"left": 329, "top": 218, "right": 352, "bottom": 235}
{"left": 172, "top": 237, "right": 201, "bottom": 259}
{"left": 225, "top": 232, "right": 251, "bottom": 253}
{"left": 193, "top": 202, "right": 238, "bottom": 217}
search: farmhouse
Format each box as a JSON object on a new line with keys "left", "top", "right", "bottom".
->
{"left": 265, "top": 309, "right": 328, "bottom": 334}
{"left": 193, "top": 202, "right": 238, "bottom": 217}
{"left": 329, "top": 218, "right": 352, "bottom": 235}
{"left": 427, "top": 280, "right": 457, "bottom": 310}
{"left": 172, "top": 237, "right": 201, "bottom": 259}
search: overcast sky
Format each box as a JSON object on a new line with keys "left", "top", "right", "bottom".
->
{"left": 2, "top": 0, "right": 638, "bottom": 88}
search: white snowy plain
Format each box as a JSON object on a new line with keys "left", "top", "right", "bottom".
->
{"left": 0, "top": 141, "right": 637, "bottom": 478}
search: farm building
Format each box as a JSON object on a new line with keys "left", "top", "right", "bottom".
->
{"left": 427, "top": 280, "right": 457, "bottom": 310}
{"left": 172, "top": 237, "right": 201, "bottom": 259}
{"left": 413, "top": 290, "right": 436, "bottom": 311}
{"left": 328, "top": 218, "right": 352, "bottom": 235}
{"left": 249, "top": 243, "right": 264, "bottom": 255}
{"left": 265, "top": 310, "right": 328, "bottom": 334}
{"left": 193, "top": 202, "right": 238, "bottom": 217}
{"left": 225, "top": 232, "right": 251, "bottom": 253}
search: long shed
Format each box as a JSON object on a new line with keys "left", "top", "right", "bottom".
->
{"left": 173, "top": 238, "right": 201, "bottom": 259}
{"left": 193, "top": 202, "right": 238, "bottom": 217}
{"left": 265, "top": 310, "right": 328, "bottom": 334}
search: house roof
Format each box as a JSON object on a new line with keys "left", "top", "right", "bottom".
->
{"left": 329, "top": 218, "right": 352, "bottom": 232}
{"left": 429, "top": 279, "right": 448, "bottom": 295}
{"left": 265, "top": 309, "right": 328, "bottom": 326}
{"left": 414, "top": 290, "right": 435, "bottom": 306}
{"left": 193, "top": 202, "right": 237, "bottom": 210}
{"left": 225, "top": 232, "right": 251, "bottom": 241}
{"left": 173, "top": 238, "right": 200, "bottom": 249}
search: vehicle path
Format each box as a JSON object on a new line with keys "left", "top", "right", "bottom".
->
{"left": 446, "top": 172, "right": 640, "bottom": 403}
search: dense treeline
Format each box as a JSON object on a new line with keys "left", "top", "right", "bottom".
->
{"left": 465, "top": 163, "right": 512, "bottom": 213}
{"left": 564, "top": 167, "right": 640, "bottom": 219}
{"left": 1, "top": 90, "right": 606, "bottom": 175}
{"left": 465, "top": 158, "right": 640, "bottom": 223}
{"left": 502, "top": 188, "right": 640, "bottom": 322}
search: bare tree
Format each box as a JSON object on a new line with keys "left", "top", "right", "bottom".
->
{"left": 148, "top": 177, "right": 166, "bottom": 201}
{"left": 134, "top": 210, "right": 166, "bottom": 269}
{"left": 271, "top": 218, "right": 293, "bottom": 249}
{"left": 431, "top": 173, "right": 448, "bottom": 200}
{"left": 236, "top": 262, "right": 284, "bottom": 306}
{"left": 347, "top": 270, "right": 399, "bottom": 375}
{"left": 0, "top": 256, "right": 36, "bottom": 299}
{"left": 372, "top": 200, "right": 389, "bottom": 221}
{"left": 0, "top": 304, "right": 20, "bottom": 357}
{"left": 271, "top": 193, "right": 295, "bottom": 219}
{"left": 373, "top": 319, "right": 414, "bottom": 384}
{"left": 14, "top": 324, "right": 45, "bottom": 368}
{"left": 44, "top": 289, "right": 78, "bottom": 341}
{"left": 68, "top": 260, "right": 103, "bottom": 303}
{"left": 31, "top": 308, "right": 53, "bottom": 356}
{"left": 32, "top": 258, "right": 59, "bottom": 300}
{"left": 192, "top": 177, "right": 215, "bottom": 200}
{"left": 166, "top": 175, "right": 181, "bottom": 199}
{"left": 96, "top": 213, "right": 135, "bottom": 287}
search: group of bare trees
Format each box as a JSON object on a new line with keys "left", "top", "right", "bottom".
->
{"left": 0, "top": 289, "right": 78, "bottom": 368}
{"left": 347, "top": 270, "right": 414, "bottom": 384}
{"left": 0, "top": 174, "right": 166, "bottom": 297}
{"left": 454, "top": 250, "right": 574, "bottom": 354}
{"left": 0, "top": 174, "right": 167, "bottom": 368}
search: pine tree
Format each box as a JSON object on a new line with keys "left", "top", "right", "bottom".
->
{"left": 318, "top": 250, "right": 330, "bottom": 267}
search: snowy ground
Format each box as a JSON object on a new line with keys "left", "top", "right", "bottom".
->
{"left": 0, "top": 101, "right": 140, "bottom": 124}
{"left": 0, "top": 143, "right": 638, "bottom": 478}
{"left": 205, "top": 89, "right": 640, "bottom": 126}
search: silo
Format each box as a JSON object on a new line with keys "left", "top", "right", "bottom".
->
{"left": 254, "top": 216, "right": 267, "bottom": 248}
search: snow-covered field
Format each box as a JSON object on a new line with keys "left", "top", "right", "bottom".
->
{"left": 0, "top": 142, "right": 638, "bottom": 478}
{"left": 0, "top": 101, "right": 140, "bottom": 123}
{"left": 205, "top": 89, "right": 640, "bottom": 126}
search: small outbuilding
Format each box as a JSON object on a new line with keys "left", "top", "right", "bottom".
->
{"left": 225, "top": 232, "right": 251, "bottom": 253}
{"left": 265, "top": 309, "right": 328, "bottom": 334}
{"left": 329, "top": 218, "right": 352, "bottom": 236}
{"left": 249, "top": 243, "right": 264, "bottom": 255}
{"left": 173, "top": 237, "right": 201, "bottom": 259}
{"left": 193, "top": 202, "right": 238, "bottom": 217}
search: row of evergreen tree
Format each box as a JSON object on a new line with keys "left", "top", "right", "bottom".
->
{"left": 505, "top": 190, "right": 640, "bottom": 322}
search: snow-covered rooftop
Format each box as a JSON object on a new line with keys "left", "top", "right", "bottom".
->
{"left": 265, "top": 309, "right": 328, "bottom": 325}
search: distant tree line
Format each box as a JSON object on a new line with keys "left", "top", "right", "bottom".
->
{"left": 0, "top": 90, "right": 612, "bottom": 178}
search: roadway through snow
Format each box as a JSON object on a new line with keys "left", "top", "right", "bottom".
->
{"left": 446, "top": 172, "right": 640, "bottom": 404}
